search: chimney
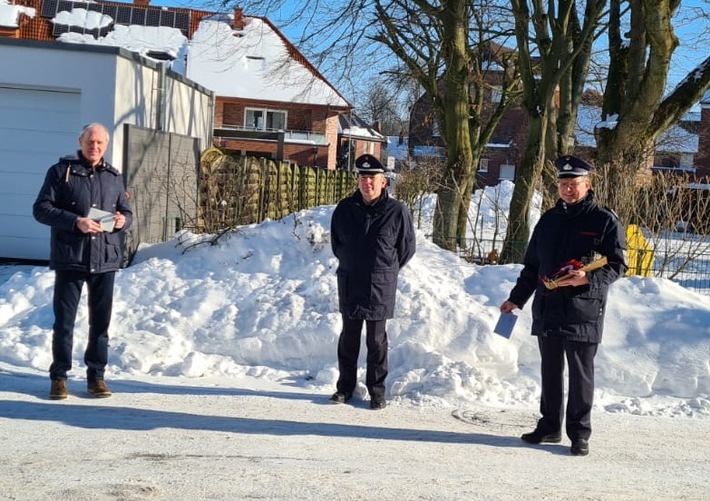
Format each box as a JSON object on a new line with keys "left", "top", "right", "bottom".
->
{"left": 234, "top": 7, "right": 244, "bottom": 30}
{"left": 134, "top": 0, "right": 150, "bottom": 6}
{"left": 373, "top": 120, "right": 382, "bottom": 133}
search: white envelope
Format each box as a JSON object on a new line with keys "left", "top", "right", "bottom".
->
{"left": 87, "top": 207, "right": 116, "bottom": 232}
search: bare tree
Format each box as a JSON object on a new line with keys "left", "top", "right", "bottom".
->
{"left": 230, "top": 0, "right": 520, "bottom": 252}
{"left": 502, "top": 0, "right": 606, "bottom": 263}
{"left": 594, "top": 0, "right": 710, "bottom": 224}
{"left": 357, "top": 78, "right": 410, "bottom": 135}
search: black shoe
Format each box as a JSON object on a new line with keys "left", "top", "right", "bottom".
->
{"left": 369, "top": 395, "right": 387, "bottom": 410}
{"left": 571, "top": 439, "right": 589, "bottom": 456}
{"left": 520, "top": 429, "right": 562, "bottom": 444}
{"left": 329, "top": 391, "right": 352, "bottom": 404}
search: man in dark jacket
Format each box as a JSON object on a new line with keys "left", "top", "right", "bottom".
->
{"left": 33, "top": 123, "right": 133, "bottom": 400}
{"left": 330, "top": 154, "right": 416, "bottom": 410}
{"left": 500, "top": 155, "right": 626, "bottom": 456}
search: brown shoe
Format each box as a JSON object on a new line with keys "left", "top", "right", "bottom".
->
{"left": 50, "top": 379, "right": 68, "bottom": 400}
{"left": 87, "top": 379, "right": 112, "bottom": 398}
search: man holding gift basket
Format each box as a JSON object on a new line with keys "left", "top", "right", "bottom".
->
{"left": 500, "top": 155, "right": 627, "bottom": 456}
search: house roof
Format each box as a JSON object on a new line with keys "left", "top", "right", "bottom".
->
{"left": 575, "top": 104, "right": 698, "bottom": 154}
{"left": 338, "top": 113, "right": 385, "bottom": 142}
{"left": 187, "top": 14, "right": 349, "bottom": 108}
{"left": 386, "top": 135, "right": 408, "bottom": 161}
{"left": 8, "top": 0, "right": 350, "bottom": 108}
{"left": 0, "top": 0, "right": 35, "bottom": 27}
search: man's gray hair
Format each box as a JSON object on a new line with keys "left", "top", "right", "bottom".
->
{"left": 79, "top": 123, "right": 110, "bottom": 141}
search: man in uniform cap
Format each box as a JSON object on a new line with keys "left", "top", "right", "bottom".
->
{"left": 500, "top": 154, "right": 627, "bottom": 456}
{"left": 354, "top": 153, "right": 386, "bottom": 174}
{"left": 555, "top": 155, "right": 594, "bottom": 178}
{"left": 329, "top": 154, "right": 415, "bottom": 410}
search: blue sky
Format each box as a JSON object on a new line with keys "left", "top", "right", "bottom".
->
{"left": 149, "top": 0, "right": 708, "bottom": 104}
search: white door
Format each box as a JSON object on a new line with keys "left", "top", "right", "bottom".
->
{"left": 0, "top": 86, "right": 81, "bottom": 261}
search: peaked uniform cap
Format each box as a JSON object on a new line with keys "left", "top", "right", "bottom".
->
{"left": 355, "top": 154, "right": 385, "bottom": 174}
{"left": 555, "top": 155, "right": 594, "bottom": 178}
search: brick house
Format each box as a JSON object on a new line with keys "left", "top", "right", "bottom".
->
{"left": 4, "top": 0, "right": 359, "bottom": 170}
{"left": 336, "top": 112, "right": 387, "bottom": 170}
{"left": 408, "top": 44, "right": 528, "bottom": 187}
{"left": 409, "top": 57, "right": 708, "bottom": 187}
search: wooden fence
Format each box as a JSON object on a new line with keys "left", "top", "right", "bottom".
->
{"left": 197, "top": 151, "right": 358, "bottom": 232}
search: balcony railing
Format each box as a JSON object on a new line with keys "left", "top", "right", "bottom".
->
{"left": 213, "top": 126, "right": 328, "bottom": 146}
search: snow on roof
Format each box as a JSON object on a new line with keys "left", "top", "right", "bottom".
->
{"left": 58, "top": 25, "right": 187, "bottom": 59}
{"left": 683, "top": 111, "right": 701, "bottom": 122}
{"left": 186, "top": 16, "right": 349, "bottom": 107}
{"left": 0, "top": 0, "right": 35, "bottom": 28}
{"left": 53, "top": 7, "right": 112, "bottom": 30}
{"left": 49, "top": 5, "right": 348, "bottom": 107}
{"left": 338, "top": 113, "right": 385, "bottom": 141}
{"left": 52, "top": 7, "right": 188, "bottom": 73}
{"left": 386, "top": 135, "right": 408, "bottom": 161}
{"left": 575, "top": 104, "right": 697, "bottom": 153}
{"left": 656, "top": 124, "right": 698, "bottom": 154}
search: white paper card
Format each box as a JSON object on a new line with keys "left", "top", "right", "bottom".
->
{"left": 87, "top": 208, "right": 116, "bottom": 232}
{"left": 494, "top": 312, "right": 518, "bottom": 339}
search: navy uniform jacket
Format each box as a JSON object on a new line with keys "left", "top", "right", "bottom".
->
{"left": 33, "top": 154, "right": 133, "bottom": 273}
{"left": 507, "top": 191, "right": 627, "bottom": 343}
{"left": 331, "top": 189, "right": 416, "bottom": 320}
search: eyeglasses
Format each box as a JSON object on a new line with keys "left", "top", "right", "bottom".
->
{"left": 558, "top": 178, "right": 587, "bottom": 189}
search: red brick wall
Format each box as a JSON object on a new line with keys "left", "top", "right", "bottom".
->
{"left": 218, "top": 98, "right": 329, "bottom": 133}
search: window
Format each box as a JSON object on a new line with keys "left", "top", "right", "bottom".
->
{"left": 499, "top": 164, "right": 515, "bottom": 180}
{"left": 245, "top": 108, "right": 287, "bottom": 131}
{"left": 679, "top": 153, "right": 694, "bottom": 169}
{"left": 479, "top": 158, "right": 489, "bottom": 173}
{"left": 431, "top": 120, "right": 441, "bottom": 138}
{"left": 490, "top": 85, "right": 502, "bottom": 104}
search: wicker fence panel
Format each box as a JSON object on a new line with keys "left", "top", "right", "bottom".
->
{"left": 197, "top": 151, "right": 357, "bottom": 231}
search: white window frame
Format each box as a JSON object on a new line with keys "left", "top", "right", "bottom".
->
{"left": 479, "top": 158, "right": 489, "bottom": 173}
{"left": 431, "top": 118, "right": 441, "bottom": 138}
{"left": 244, "top": 107, "right": 288, "bottom": 131}
{"left": 490, "top": 85, "right": 502, "bottom": 104}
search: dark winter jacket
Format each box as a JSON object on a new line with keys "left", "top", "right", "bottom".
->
{"left": 33, "top": 153, "right": 133, "bottom": 273}
{"left": 331, "top": 189, "right": 416, "bottom": 320}
{"left": 507, "top": 191, "right": 627, "bottom": 343}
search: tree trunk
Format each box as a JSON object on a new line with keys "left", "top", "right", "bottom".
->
{"left": 432, "top": 3, "right": 473, "bottom": 251}
{"left": 501, "top": 114, "right": 546, "bottom": 263}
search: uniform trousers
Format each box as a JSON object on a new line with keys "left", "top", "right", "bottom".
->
{"left": 50, "top": 270, "right": 115, "bottom": 382}
{"left": 336, "top": 316, "right": 388, "bottom": 398}
{"left": 537, "top": 335, "right": 598, "bottom": 441}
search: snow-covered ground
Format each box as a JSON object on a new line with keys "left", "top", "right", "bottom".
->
{"left": 1, "top": 185, "right": 709, "bottom": 499}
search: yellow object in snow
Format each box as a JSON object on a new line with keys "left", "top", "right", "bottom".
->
{"left": 626, "top": 224, "right": 653, "bottom": 277}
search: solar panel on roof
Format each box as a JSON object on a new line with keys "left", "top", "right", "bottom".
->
{"left": 102, "top": 5, "right": 117, "bottom": 20}
{"left": 51, "top": 23, "right": 69, "bottom": 36}
{"left": 175, "top": 12, "right": 190, "bottom": 33}
{"left": 159, "top": 11, "right": 175, "bottom": 28}
{"left": 40, "top": 0, "right": 58, "bottom": 18}
{"left": 57, "top": 0, "right": 74, "bottom": 14}
{"left": 115, "top": 6, "right": 132, "bottom": 24}
{"left": 131, "top": 8, "right": 146, "bottom": 25}
{"left": 146, "top": 9, "right": 160, "bottom": 27}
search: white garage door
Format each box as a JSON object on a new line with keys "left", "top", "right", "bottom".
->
{"left": 0, "top": 86, "right": 81, "bottom": 261}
